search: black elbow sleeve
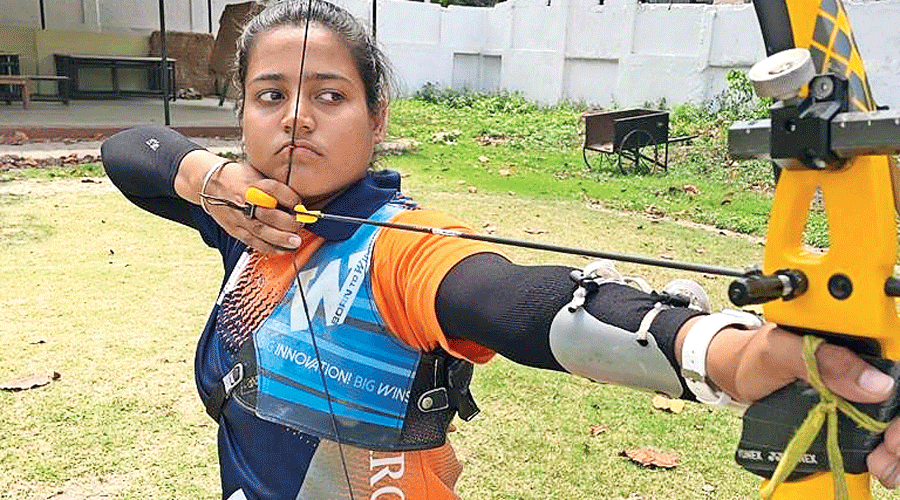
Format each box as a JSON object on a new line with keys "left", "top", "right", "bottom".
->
{"left": 102, "top": 125, "right": 204, "bottom": 199}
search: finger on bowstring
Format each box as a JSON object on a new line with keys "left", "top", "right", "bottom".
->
{"left": 243, "top": 218, "right": 303, "bottom": 253}
{"left": 252, "top": 178, "right": 302, "bottom": 213}
{"left": 252, "top": 205, "right": 304, "bottom": 235}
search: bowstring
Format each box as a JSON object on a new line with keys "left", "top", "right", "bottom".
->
{"left": 286, "top": 0, "right": 356, "bottom": 497}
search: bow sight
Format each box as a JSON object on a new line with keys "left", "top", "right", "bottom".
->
{"left": 728, "top": 39, "right": 900, "bottom": 499}
{"left": 728, "top": 48, "right": 900, "bottom": 308}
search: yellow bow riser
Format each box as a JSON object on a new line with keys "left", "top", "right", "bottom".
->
{"left": 755, "top": 0, "right": 900, "bottom": 498}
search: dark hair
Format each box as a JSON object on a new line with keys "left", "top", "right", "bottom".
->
{"left": 233, "top": 0, "right": 391, "bottom": 119}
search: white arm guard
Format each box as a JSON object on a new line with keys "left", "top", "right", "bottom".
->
{"left": 548, "top": 306, "right": 684, "bottom": 398}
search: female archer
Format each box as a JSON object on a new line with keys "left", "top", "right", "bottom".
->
{"left": 100, "top": 1, "right": 900, "bottom": 498}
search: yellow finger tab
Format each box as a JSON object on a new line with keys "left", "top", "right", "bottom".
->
{"left": 293, "top": 204, "right": 319, "bottom": 224}
{"left": 244, "top": 187, "right": 278, "bottom": 209}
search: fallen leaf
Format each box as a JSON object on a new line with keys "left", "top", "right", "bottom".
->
{"left": 682, "top": 184, "right": 700, "bottom": 195}
{"left": 498, "top": 168, "right": 511, "bottom": 177}
{"left": 475, "top": 133, "right": 509, "bottom": 146}
{"left": 702, "top": 484, "right": 716, "bottom": 495}
{"left": 589, "top": 423, "right": 609, "bottom": 436}
{"left": 643, "top": 204, "right": 665, "bottom": 218}
{"left": 523, "top": 228, "right": 547, "bottom": 235}
{"left": 620, "top": 447, "right": 680, "bottom": 469}
{"left": 467, "top": 186, "right": 478, "bottom": 194}
{"left": 1, "top": 372, "right": 61, "bottom": 391}
{"left": 482, "top": 224, "right": 496, "bottom": 234}
{"left": 478, "top": 155, "right": 490, "bottom": 163}
{"left": 457, "top": 180, "right": 467, "bottom": 185}
{"left": 651, "top": 394, "right": 685, "bottom": 414}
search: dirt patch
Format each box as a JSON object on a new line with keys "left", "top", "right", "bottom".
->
{"left": 1, "top": 474, "right": 131, "bottom": 500}
{"left": 0, "top": 177, "right": 116, "bottom": 197}
{"left": 584, "top": 199, "right": 767, "bottom": 246}
{"left": 1, "top": 154, "right": 99, "bottom": 172}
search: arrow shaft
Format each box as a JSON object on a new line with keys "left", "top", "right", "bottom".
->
{"left": 309, "top": 212, "right": 747, "bottom": 277}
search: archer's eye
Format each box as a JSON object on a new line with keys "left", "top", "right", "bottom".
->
{"left": 318, "top": 91, "right": 345, "bottom": 104}
{"left": 258, "top": 89, "right": 285, "bottom": 103}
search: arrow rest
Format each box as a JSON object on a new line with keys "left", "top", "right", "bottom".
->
{"left": 729, "top": 269, "right": 809, "bottom": 306}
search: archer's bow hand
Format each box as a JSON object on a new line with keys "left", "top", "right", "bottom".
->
{"left": 704, "top": 324, "right": 895, "bottom": 406}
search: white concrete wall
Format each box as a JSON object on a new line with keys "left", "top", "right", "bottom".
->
{"left": 2, "top": 0, "right": 899, "bottom": 109}
{"left": 0, "top": 0, "right": 219, "bottom": 33}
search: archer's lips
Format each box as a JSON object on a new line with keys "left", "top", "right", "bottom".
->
{"left": 280, "top": 140, "right": 322, "bottom": 157}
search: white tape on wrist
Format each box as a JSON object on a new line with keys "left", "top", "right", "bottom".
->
{"left": 680, "top": 310, "right": 762, "bottom": 406}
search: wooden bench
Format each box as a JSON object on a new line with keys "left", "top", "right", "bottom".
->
{"left": 0, "top": 75, "right": 70, "bottom": 109}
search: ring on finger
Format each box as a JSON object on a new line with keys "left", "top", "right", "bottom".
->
{"left": 243, "top": 202, "right": 258, "bottom": 220}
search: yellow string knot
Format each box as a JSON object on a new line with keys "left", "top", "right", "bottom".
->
{"left": 760, "top": 335, "right": 889, "bottom": 500}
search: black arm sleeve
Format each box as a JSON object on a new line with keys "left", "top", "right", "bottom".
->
{"left": 101, "top": 125, "right": 206, "bottom": 228}
{"left": 435, "top": 253, "right": 701, "bottom": 379}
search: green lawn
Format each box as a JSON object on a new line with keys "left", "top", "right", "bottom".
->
{"left": 1, "top": 84, "right": 896, "bottom": 499}
{"left": 0, "top": 175, "right": 894, "bottom": 499}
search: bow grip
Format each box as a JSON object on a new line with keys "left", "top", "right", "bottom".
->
{"left": 735, "top": 353, "right": 900, "bottom": 481}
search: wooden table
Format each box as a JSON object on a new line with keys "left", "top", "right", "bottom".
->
{"left": 0, "top": 75, "right": 70, "bottom": 109}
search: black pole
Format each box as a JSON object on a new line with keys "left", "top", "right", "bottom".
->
{"left": 38, "top": 0, "right": 46, "bottom": 30}
{"left": 372, "top": 0, "right": 376, "bottom": 40}
{"left": 158, "top": 0, "right": 171, "bottom": 125}
{"left": 207, "top": 0, "right": 213, "bottom": 33}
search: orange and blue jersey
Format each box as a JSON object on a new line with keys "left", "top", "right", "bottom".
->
{"left": 103, "top": 126, "right": 700, "bottom": 500}
{"left": 194, "top": 171, "right": 497, "bottom": 500}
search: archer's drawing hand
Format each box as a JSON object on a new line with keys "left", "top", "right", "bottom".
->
{"left": 703, "top": 323, "right": 900, "bottom": 488}
{"left": 180, "top": 151, "right": 303, "bottom": 255}
{"left": 220, "top": 162, "right": 303, "bottom": 255}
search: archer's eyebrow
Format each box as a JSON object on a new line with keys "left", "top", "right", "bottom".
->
{"left": 305, "top": 71, "right": 352, "bottom": 84}
{"left": 247, "top": 71, "right": 352, "bottom": 85}
{"left": 247, "top": 72, "right": 286, "bottom": 84}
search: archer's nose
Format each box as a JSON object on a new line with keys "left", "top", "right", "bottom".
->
{"left": 281, "top": 96, "right": 314, "bottom": 134}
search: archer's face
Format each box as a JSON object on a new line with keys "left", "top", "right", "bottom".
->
{"left": 241, "top": 25, "right": 385, "bottom": 209}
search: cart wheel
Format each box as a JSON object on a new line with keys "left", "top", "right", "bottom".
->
{"left": 583, "top": 147, "right": 612, "bottom": 174}
{"left": 617, "top": 129, "right": 655, "bottom": 175}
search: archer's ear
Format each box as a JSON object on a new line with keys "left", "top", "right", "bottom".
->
{"left": 371, "top": 104, "right": 388, "bottom": 144}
